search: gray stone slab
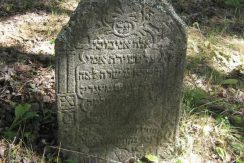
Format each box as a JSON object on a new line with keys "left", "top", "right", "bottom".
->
{"left": 55, "top": 0, "right": 187, "bottom": 162}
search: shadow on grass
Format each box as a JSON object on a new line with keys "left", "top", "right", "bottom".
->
{"left": 186, "top": 55, "right": 227, "bottom": 84}
{"left": 171, "top": 1, "right": 244, "bottom": 37}
{"left": 0, "top": 0, "right": 74, "bottom": 20}
{"left": 0, "top": 45, "right": 58, "bottom": 160}
{"left": 186, "top": 54, "right": 244, "bottom": 86}
{"left": 185, "top": 55, "right": 244, "bottom": 133}
{"left": 0, "top": 46, "right": 55, "bottom": 66}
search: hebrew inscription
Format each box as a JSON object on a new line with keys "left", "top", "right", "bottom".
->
{"left": 56, "top": 0, "right": 187, "bottom": 162}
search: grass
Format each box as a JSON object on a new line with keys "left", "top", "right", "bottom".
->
{"left": 174, "top": 87, "right": 244, "bottom": 162}
{"left": 177, "top": 14, "right": 244, "bottom": 161}
{"left": 0, "top": 0, "right": 78, "bottom": 18}
{"left": 0, "top": 139, "right": 43, "bottom": 163}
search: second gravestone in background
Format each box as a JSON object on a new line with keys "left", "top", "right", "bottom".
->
{"left": 56, "top": 0, "right": 187, "bottom": 162}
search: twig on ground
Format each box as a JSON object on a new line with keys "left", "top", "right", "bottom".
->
{"left": 48, "top": 145, "right": 123, "bottom": 163}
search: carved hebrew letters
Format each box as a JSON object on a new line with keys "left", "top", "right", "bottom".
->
{"left": 56, "top": 0, "right": 187, "bottom": 161}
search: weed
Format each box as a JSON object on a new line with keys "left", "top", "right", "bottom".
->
{"left": 224, "top": 0, "right": 243, "bottom": 7}
{"left": 10, "top": 103, "right": 38, "bottom": 130}
{"left": 183, "top": 87, "right": 207, "bottom": 109}
{"left": 2, "top": 104, "right": 38, "bottom": 140}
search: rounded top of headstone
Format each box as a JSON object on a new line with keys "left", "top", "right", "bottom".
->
{"left": 55, "top": 0, "right": 187, "bottom": 52}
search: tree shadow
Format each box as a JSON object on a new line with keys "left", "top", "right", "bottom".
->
{"left": 0, "top": 46, "right": 54, "bottom": 65}
{"left": 185, "top": 55, "right": 244, "bottom": 133}
{"left": 0, "top": 0, "right": 75, "bottom": 20}
{"left": 186, "top": 55, "right": 227, "bottom": 84}
{"left": 0, "top": 45, "right": 58, "bottom": 159}
{"left": 171, "top": 1, "right": 244, "bottom": 37}
{"left": 183, "top": 85, "right": 244, "bottom": 134}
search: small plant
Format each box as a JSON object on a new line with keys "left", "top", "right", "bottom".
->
{"left": 50, "top": 39, "right": 55, "bottom": 45}
{"left": 10, "top": 103, "right": 38, "bottom": 130}
{"left": 223, "top": 0, "right": 242, "bottom": 7}
{"left": 221, "top": 78, "right": 239, "bottom": 85}
{"left": 65, "top": 158, "right": 78, "bottom": 163}
{"left": 215, "top": 146, "right": 227, "bottom": 161}
{"left": 2, "top": 103, "right": 38, "bottom": 140}
{"left": 3, "top": 3, "right": 14, "bottom": 12}
{"left": 139, "top": 154, "right": 159, "bottom": 163}
{"left": 183, "top": 87, "right": 207, "bottom": 108}
{"left": 125, "top": 154, "right": 158, "bottom": 163}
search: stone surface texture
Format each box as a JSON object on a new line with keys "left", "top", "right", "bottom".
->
{"left": 55, "top": 0, "right": 187, "bottom": 161}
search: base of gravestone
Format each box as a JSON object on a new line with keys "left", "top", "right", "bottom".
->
{"left": 60, "top": 144, "right": 178, "bottom": 162}
{"left": 61, "top": 150, "right": 107, "bottom": 163}
{"left": 61, "top": 151, "right": 128, "bottom": 163}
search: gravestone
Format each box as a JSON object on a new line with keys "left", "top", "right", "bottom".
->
{"left": 55, "top": 0, "right": 187, "bottom": 162}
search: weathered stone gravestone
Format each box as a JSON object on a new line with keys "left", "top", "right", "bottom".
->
{"left": 55, "top": 0, "right": 187, "bottom": 162}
